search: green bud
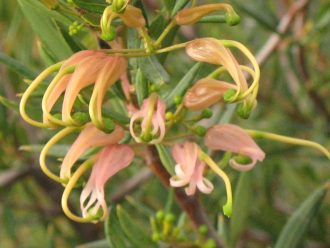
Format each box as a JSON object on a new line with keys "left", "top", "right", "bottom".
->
{"left": 73, "top": 112, "right": 90, "bottom": 125}
{"left": 236, "top": 101, "right": 254, "bottom": 119}
{"left": 223, "top": 89, "right": 237, "bottom": 102}
{"left": 155, "top": 210, "right": 165, "bottom": 221}
{"left": 194, "top": 126, "right": 207, "bottom": 137}
{"left": 164, "top": 213, "right": 175, "bottom": 223}
{"left": 201, "top": 108, "right": 213, "bottom": 119}
{"left": 141, "top": 132, "right": 153, "bottom": 142}
{"left": 174, "top": 95, "right": 183, "bottom": 105}
{"left": 101, "top": 26, "right": 116, "bottom": 41}
{"left": 152, "top": 233, "right": 161, "bottom": 241}
{"left": 198, "top": 225, "right": 208, "bottom": 235}
{"left": 225, "top": 13, "right": 240, "bottom": 26}
{"left": 203, "top": 239, "right": 216, "bottom": 248}
{"left": 165, "top": 112, "right": 174, "bottom": 121}
{"left": 103, "top": 118, "right": 115, "bottom": 133}
{"left": 67, "top": 0, "right": 73, "bottom": 3}
{"left": 149, "top": 84, "right": 160, "bottom": 93}
{"left": 87, "top": 207, "right": 103, "bottom": 220}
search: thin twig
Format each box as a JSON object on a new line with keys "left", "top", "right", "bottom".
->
{"left": 256, "top": 0, "right": 311, "bottom": 65}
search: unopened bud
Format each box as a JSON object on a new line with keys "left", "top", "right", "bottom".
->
{"left": 103, "top": 118, "right": 115, "bottom": 133}
{"left": 225, "top": 13, "right": 240, "bottom": 26}
{"left": 155, "top": 210, "right": 165, "bottom": 221}
{"left": 194, "top": 126, "right": 207, "bottom": 137}
{"left": 198, "top": 225, "right": 208, "bottom": 235}
{"left": 223, "top": 89, "right": 237, "bottom": 102}
{"left": 174, "top": 96, "right": 183, "bottom": 105}
{"left": 165, "top": 112, "right": 174, "bottom": 121}
{"left": 164, "top": 213, "right": 175, "bottom": 223}
{"left": 201, "top": 108, "right": 213, "bottom": 119}
{"left": 73, "top": 112, "right": 90, "bottom": 125}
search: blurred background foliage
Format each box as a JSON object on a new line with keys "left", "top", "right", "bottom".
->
{"left": 0, "top": 0, "right": 329, "bottom": 247}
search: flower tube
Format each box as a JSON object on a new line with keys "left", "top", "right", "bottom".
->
{"left": 205, "top": 124, "right": 265, "bottom": 171}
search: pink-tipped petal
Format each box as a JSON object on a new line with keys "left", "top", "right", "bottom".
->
{"left": 60, "top": 123, "right": 124, "bottom": 179}
{"left": 205, "top": 124, "right": 265, "bottom": 171}
{"left": 80, "top": 145, "right": 134, "bottom": 218}
{"left": 62, "top": 52, "right": 107, "bottom": 122}
{"left": 170, "top": 142, "right": 213, "bottom": 196}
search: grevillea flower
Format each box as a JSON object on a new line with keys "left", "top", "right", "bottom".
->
{"left": 42, "top": 50, "right": 95, "bottom": 124}
{"left": 80, "top": 144, "right": 134, "bottom": 219}
{"left": 205, "top": 124, "right": 265, "bottom": 171}
{"left": 184, "top": 78, "right": 237, "bottom": 111}
{"left": 170, "top": 142, "right": 214, "bottom": 195}
{"left": 186, "top": 38, "right": 249, "bottom": 96}
{"left": 129, "top": 93, "right": 166, "bottom": 144}
{"left": 60, "top": 123, "right": 124, "bottom": 179}
{"left": 42, "top": 50, "right": 127, "bottom": 126}
{"left": 175, "top": 3, "right": 239, "bottom": 26}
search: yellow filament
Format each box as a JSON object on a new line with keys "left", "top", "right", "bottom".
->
{"left": 42, "top": 66, "right": 75, "bottom": 127}
{"left": 199, "top": 151, "right": 233, "bottom": 217}
{"left": 39, "top": 126, "right": 80, "bottom": 183}
{"left": 221, "top": 40, "right": 260, "bottom": 101}
{"left": 19, "top": 62, "right": 62, "bottom": 128}
{"left": 246, "top": 130, "right": 330, "bottom": 160}
{"left": 61, "top": 160, "right": 97, "bottom": 223}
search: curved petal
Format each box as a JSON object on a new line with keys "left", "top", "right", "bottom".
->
{"left": 120, "top": 5, "right": 146, "bottom": 28}
{"left": 229, "top": 158, "right": 257, "bottom": 172}
{"left": 184, "top": 78, "right": 236, "bottom": 111}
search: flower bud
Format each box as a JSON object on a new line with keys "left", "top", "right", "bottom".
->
{"left": 175, "top": 3, "right": 239, "bottom": 26}
{"left": 194, "top": 126, "right": 207, "bottom": 137}
{"left": 184, "top": 78, "right": 236, "bottom": 111}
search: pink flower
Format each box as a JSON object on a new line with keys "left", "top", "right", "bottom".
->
{"left": 129, "top": 94, "right": 166, "bottom": 144}
{"left": 42, "top": 50, "right": 127, "bottom": 126}
{"left": 62, "top": 53, "right": 127, "bottom": 124}
{"left": 186, "top": 38, "right": 248, "bottom": 94}
{"left": 43, "top": 50, "right": 96, "bottom": 124}
{"left": 170, "top": 142, "right": 214, "bottom": 195}
{"left": 204, "top": 124, "right": 265, "bottom": 171}
{"left": 60, "top": 123, "right": 124, "bottom": 179}
{"left": 80, "top": 144, "right": 134, "bottom": 219}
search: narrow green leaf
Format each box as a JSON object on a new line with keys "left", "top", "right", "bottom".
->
{"left": 155, "top": 144, "right": 175, "bottom": 175}
{"left": 274, "top": 183, "right": 329, "bottom": 248}
{"left": 138, "top": 55, "right": 170, "bottom": 85}
{"left": 72, "top": 0, "right": 107, "bottom": 14}
{"left": 117, "top": 205, "right": 158, "bottom": 248}
{"left": 164, "top": 62, "right": 201, "bottom": 108}
{"left": 171, "top": 0, "right": 190, "bottom": 17}
{"left": 162, "top": 0, "right": 176, "bottom": 13}
{"left": 0, "top": 96, "right": 19, "bottom": 112}
{"left": 149, "top": 14, "right": 166, "bottom": 39}
{"left": 135, "top": 69, "right": 148, "bottom": 106}
{"left": 0, "top": 52, "right": 36, "bottom": 79}
{"left": 105, "top": 207, "right": 127, "bottom": 248}
{"left": 229, "top": 172, "right": 253, "bottom": 248}
{"left": 18, "top": 0, "right": 73, "bottom": 61}
{"left": 76, "top": 239, "right": 110, "bottom": 248}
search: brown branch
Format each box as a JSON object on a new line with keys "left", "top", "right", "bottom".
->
{"left": 256, "top": 0, "right": 311, "bottom": 65}
{"left": 147, "top": 146, "right": 223, "bottom": 248}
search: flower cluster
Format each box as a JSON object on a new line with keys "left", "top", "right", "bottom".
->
{"left": 19, "top": 0, "right": 329, "bottom": 223}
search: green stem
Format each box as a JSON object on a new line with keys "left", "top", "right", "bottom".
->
{"left": 246, "top": 130, "right": 330, "bottom": 159}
